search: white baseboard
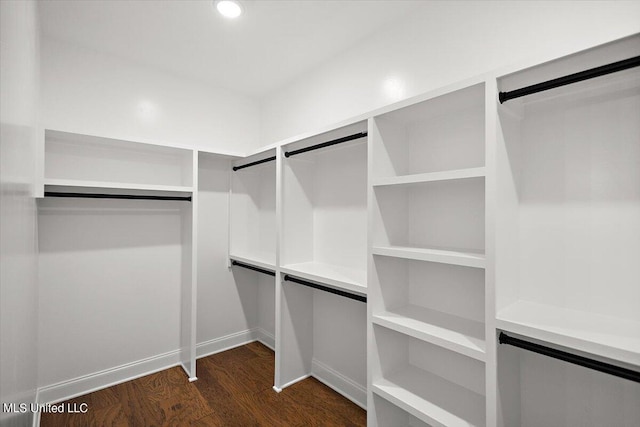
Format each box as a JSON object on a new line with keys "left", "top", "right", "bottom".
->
{"left": 311, "top": 358, "right": 367, "bottom": 409}
{"left": 37, "top": 328, "right": 260, "bottom": 407}
{"left": 278, "top": 373, "right": 311, "bottom": 390}
{"left": 256, "top": 328, "right": 275, "bottom": 351}
{"left": 195, "top": 328, "right": 258, "bottom": 359}
{"left": 37, "top": 349, "right": 182, "bottom": 405}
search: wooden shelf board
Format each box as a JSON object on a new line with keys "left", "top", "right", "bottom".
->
{"left": 372, "top": 245, "right": 485, "bottom": 269}
{"left": 44, "top": 178, "right": 193, "bottom": 194}
{"left": 229, "top": 251, "right": 276, "bottom": 271}
{"left": 280, "top": 261, "right": 367, "bottom": 296}
{"left": 372, "top": 366, "right": 485, "bottom": 427}
{"left": 373, "top": 305, "right": 486, "bottom": 361}
{"left": 373, "top": 167, "right": 486, "bottom": 187}
{"left": 497, "top": 300, "right": 640, "bottom": 367}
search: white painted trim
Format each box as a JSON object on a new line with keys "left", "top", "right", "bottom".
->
{"left": 273, "top": 385, "right": 282, "bottom": 393}
{"left": 278, "top": 373, "right": 311, "bottom": 390}
{"left": 33, "top": 389, "right": 40, "bottom": 427}
{"left": 256, "top": 328, "right": 275, "bottom": 351}
{"left": 37, "top": 349, "right": 182, "bottom": 405}
{"left": 311, "top": 359, "right": 367, "bottom": 410}
{"left": 36, "top": 330, "right": 262, "bottom": 406}
{"left": 195, "top": 328, "right": 258, "bottom": 359}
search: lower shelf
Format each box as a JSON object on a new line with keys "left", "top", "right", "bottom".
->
{"left": 280, "top": 261, "right": 366, "bottom": 296}
{"left": 372, "top": 366, "right": 485, "bottom": 427}
{"left": 373, "top": 305, "right": 486, "bottom": 361}
{"left": 497, "top": 300, "right": 640, "bottom": 367}
{"left": 229, "top": 251, "right": 276, "bottom": 271}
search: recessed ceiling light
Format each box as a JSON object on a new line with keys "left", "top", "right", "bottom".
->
{"left": 216, "top": 1, "right": 243, "bottom": 19}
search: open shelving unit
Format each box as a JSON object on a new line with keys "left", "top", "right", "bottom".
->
{"left": 371, "top": 325, "right": 486, "bottom": 427}
{"left": 280, "top": 121, "right": 369, "bottom": 294}
{"left": 276, "top": 121, "right": 369, "bottom": 406}
{"left": 41, "top": 129, "right": 200, "bottom": 381}
{"left": 368, "top": 81, "right": 488, "bottom": 426}
{"left": 229, "top": 148, "right": 277, "bottom": 270}
{"left": 494, "top": 34, "right": 640, "bottom": 426}
{"left": 44, "top": 130, "right": 195, "bottom": 196}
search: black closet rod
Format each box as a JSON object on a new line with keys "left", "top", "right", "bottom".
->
{"left": 499, "top": 55, "right": 640, "bottom": 104}
{"left": 44, "top": 192, "right": 192, "bottom": 202}
{"left": 499, "top": 332, "right": 640, "bottom": 383}
{"left": 284, "top": 132, "right": 368, "bottom": 158}
{"left": 231, "top": 260, "right": 276, "bottom": 277}
{"left": 283, "top": 274, "right": 366, "bottom": 303}
{"left": 233, "top": 156, "right": 276, "bottom": 171}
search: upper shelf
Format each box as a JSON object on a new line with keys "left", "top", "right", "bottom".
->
{"left": 373, "top": 245, "right": 486, "bottom": 269}
{"left": 372, "top": 167, "right": 486, "bottom": 187}
{"left": 497, "top": 300, "right": 640, "bottom": 368}
{"left": 44, "top": 178, "right": 194, "bottom": 194}
{"left": 44, "top": 130, "right": 195, "bottom": 189}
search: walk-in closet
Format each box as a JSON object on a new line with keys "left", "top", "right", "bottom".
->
{"left": 1, "top": 1, "right": 638, "bottom": 426}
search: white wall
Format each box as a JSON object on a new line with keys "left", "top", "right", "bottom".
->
{"left": 0, "top": 1, "right": 40, "bottom": 426}
{"left": 261, "top": 1, "right": 640, "bottom": 144}
{"left": 41, "top": 39, "right": 261, "bottom": 154}
{"left": 37, "top": 199, "right": 184, "bottom": 388}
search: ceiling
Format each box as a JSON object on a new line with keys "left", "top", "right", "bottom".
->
{"left": 38, "top": 0, "right": 426, "bottom": 98}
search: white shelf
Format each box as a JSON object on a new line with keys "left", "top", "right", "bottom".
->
{"left": 373, "top": 167, "right": 485, "bottom": 187}
{"left": 373, "top": 305, "right": 485, "bottom": 361}
{"left": 280, "top": 261, "right": 367, "bottom": 296}
{"left": 497, "top": 300, "right": 640, "bottom": 367}
{"left": 373, "top": 245, "right": 485, "bottom": 269}
{"left": 44, "top": 178, "right": 194, "bottom": 195}
{"left": 229, "top": 251, "right": 276, "bottom": 271}
{"left": 372, "top": 366, "right": 485, "bottom": 427}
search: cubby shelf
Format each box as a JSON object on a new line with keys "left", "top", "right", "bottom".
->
{"left": 229, "top": 252, "right": 276, "bottom": 271}
{"left": 44, "top": 178, "right": 194, "bottom": 195}
{"left": 373, "top": 306, "right": 485, "bottom": 361}
{"left": 372, "top": 167, "right": 486, "bottom": 188}
{"left": 372, "top": 366, "right": 485, "bottom": 427}
{"left": 372, "top": 245, "right": 485, "bottom": 269}
{"left": 497, "top": 300, "right": 640, "bottom": 367}
{"left": 280, "top": 261, "right": 367, "bottom": 296}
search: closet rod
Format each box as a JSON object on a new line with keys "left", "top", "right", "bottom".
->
{"left": 284, "top": 132, "right": 368, "bottom": 158}
{"left": 499, "top": 332, "right": 640, "bottom": 383}
{"left": 44, "top": 192, "right": 192, "bottom": 202}
{"left": 283, "top": 274, "right": 366, "bottom": 303}
{"left": 231, "top": 260, "right": 275, "bottom": 277}
{"left": 233, "top": 156, "right": 276, "bottom": 171}
{"left": 499, "top": 55, "right": 640, "bottom": 104}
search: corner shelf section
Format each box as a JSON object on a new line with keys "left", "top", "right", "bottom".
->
{"left": 229, "top": 252, "right": 276, "bottom": 271}
{"left": 373, "top": 305, "right": 486, "bottom": 361}
{"left": 373, "top": 245, "right": 485, "bottom": 269}
{"left": 280, "top": 261, "right": 367, "bottom": 297}
{"left": 497, "top": 300, "right": 640, "bottom": 367}
{"left": 372, "top": 366, "right": 485, "bottom": 427}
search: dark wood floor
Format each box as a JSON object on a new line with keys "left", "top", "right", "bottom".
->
{"left": 40, "top": 341, "right": 366, "bottom": 426}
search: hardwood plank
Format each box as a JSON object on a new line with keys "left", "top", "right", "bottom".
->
{"left": 245, "top": 341, "right": 274, "bottom": 359}
{"left": 40, "top": 342, "right": 366, "bottom": 427}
